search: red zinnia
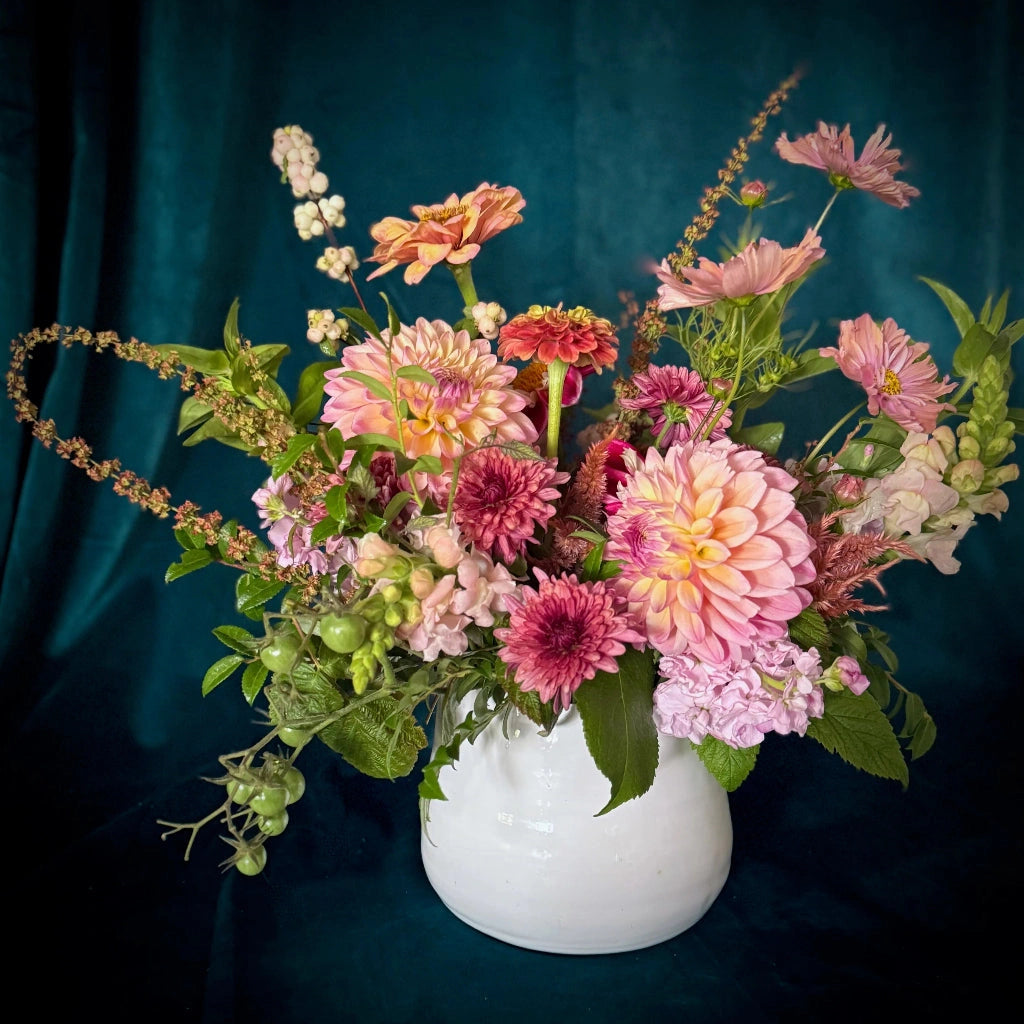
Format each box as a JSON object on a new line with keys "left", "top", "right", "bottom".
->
{"left": 498, "top": 303, "right": 619, "bottom": 371}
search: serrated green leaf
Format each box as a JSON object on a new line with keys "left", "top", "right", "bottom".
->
{"left": 212, "top": 624, "right": 259, "bottom": 655}
{"left": 173, "top": 526, "right": 206, "bottom": 551}
{"left": 235, "top": 573, "right": 286, "bottom": 619}
{"left": 201, "top": 654, "right": 245, "bottom": 696}
{"left": 318, "top": 697, "right": 427, "bottom": 779}
{"left": 270, "top": 432, "right": 318, "bottom": 479}
{"left": 694, "top": 735, "right": 758, "bottom": 792}
{"left": 806, "top": 689, "right": 909, "bottom": 785}
{"left": 788, "top": 606, "right": 830, "bottom": 651}
{"left": 241, "top": 660, "right": 269, "bottom": 705}
{"left": 152, "top": 344, "right": 231, "bottom": 376}
{"left": 574, "top": 646, "right": 659, "bottom": 815}
{"left": 164, "top": 548, "right": 214, "bottom": 582}
{"left": 918, "top": 276, "right": 974, "bottom": 338}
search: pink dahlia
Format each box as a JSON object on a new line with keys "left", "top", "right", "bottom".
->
{"left": 322, "top": 318, "right": 538, "bottom": 500}
{"left": 655, "top": 229, "right": 824, "bottom": 310}
{"left": 617, "top": 364, "right": 732, "bottom": 446}
{"left": 774, "top": 122, "right": 920, "bottom": 209}
{"left": 366, "top": 183, "right": 525, "bottom": 284}
{"left": 495, "top": 571, "right": 644, "bottom": 711}
{"left": 605, "top": 440, "right": 817, "bottom": 664}
{"left": 498, "top": 303, "right": 620, "bottom": 371}
{"left": 453, "top": 447, "right": 569, "bottom": 563}
{"left": 818, "top": 313, "right": 955, "bottom": 432}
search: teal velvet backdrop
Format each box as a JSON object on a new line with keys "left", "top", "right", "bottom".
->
{"left": 2, "top": 0, "right": 1022, "bottom": 1019}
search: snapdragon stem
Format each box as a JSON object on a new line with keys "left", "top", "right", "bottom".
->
{"left": 545, "top": 357, "right": 569, "bottom": 460}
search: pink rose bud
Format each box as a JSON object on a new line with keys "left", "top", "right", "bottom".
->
{"left": 833, "top": 473, "right": 865, "bottom": 506}
{"left": 740, "top": 180, "right": 769, "bottom": 207}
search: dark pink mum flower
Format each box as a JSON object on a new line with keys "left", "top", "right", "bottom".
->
{"left": 495, "top": 571, "right": 644, "bottom": 711}
{"left": 774, "top": 122, "right": 920, "bottom": 209}
{"left": 453, "top": 447, "right": 569, "bottom": 563}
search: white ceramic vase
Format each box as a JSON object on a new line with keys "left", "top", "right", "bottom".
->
{"left": 419, "top": 697, "right": 733, "bottom": 955}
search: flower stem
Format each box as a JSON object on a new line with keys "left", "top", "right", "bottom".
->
{"left": 813, "top": 190, "right": 840, "bottom": 236}
{"left": 449, "top": 262, "right": 480, "bottom": 316}
{"left": 804, "top": 400, "right": 866, "bottom": 463}
{"left": 545, "top": 357, "right": 569, "bottom": 460}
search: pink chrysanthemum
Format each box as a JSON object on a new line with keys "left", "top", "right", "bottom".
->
{"left": 655, "top": 229, "right": 824, "bottom": 310}
{"left": 605, "top": 441, "right": 817, "bottom": 664}
{"left": 322, "top": 318, "right": 538, "bottom": 500}
{"left": 497, "top": 303, "right": 620, "bottom": 371}
{"left": 818, "top": 313, "right": 955, "bottom": 432}
{"left": 617, "top": 364, "right": 733, "bottom": 446}
{"left": 366, "top": 183, "right": 525, "bottom": 284}
{"left": 453, "top": 447, "right": 569, "bottom": 563}
{"left": 774, "top": 122, "right": 920, "bottom": 209}
{"left": 653, "top": 639, "right": 825, "bottom": 749}
{"left": 495, "top": 571, "right": 645, "bottom": 712}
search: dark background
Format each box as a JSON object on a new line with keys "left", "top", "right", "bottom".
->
{"left": 1, "top": 1, "right": 1021, "bottom": 1020}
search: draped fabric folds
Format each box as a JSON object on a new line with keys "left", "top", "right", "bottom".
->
{"left": 1, "top": 1, "right": 1021, "bottom": 1019}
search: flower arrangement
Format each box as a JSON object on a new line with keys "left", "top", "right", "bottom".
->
{"left": 7, "top": 72, "right": 1021, "bottom": 879}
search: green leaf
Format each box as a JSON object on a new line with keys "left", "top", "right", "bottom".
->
{"left": 212, "top": 624, "right": 259, "bottom": 655}
{"left": 179, "top": 416, "right": 249, "bottom": 450}
{"left": 806, "top": 688, "right": 909, "bottom": 785}
{"left": 787, "top": 606, "right": 830, "bottom": 652}
{"left": 173, "top": 526, "right": 206, "bottom": 550}
{"left": 235, "top": 573, "right": 286, "bottom": 620}
{"left": 175, "top": 396, "right": 216, "bottom": 436}
{"left": 325, "top": 483, "right": 348, "bottom": 522}
{"left": 152, "top": 345, "right": 231, "bottom": 376}
{"left": 201, "top": 654, "right": 245, "bottom": 696}
{"left": 270, "top": 432, "right": 318, "bottom": 479}
{"left": 952, "top": 322, "right": 1001, "bottom": 381}
{"left": 340, "top": 306, "right": 383, "bottom": 341}
{"left": 309, "top": 516, "right": 341, "bottom": 546}
{"left": 918, "top": 276, "right": 974, "bottom": 338}
{"left": 318, "top": 697, "right": 427, "bottom": 779}
{"left": 395, "top": 365, "right": 438, "bottom": 387}
{"left": 412, "top": 454, "right": 443, "bottom": 475}
{"left": 383, "top": 293, "right": 401, "bottom": 338}
{"left": 344, "top": 431, "right": 404, "bottom": 452}
{"left": 335, "top": 369, "right": 394, "bottom": 403}
{"left": 292, "top": 360, "right": 337, "bottom": 428}
{"left": 382, "top": 491, "right": 414, "bottom": 526}
{"left": 164, "top": 548, "right": 214, "bottom": 582}
{"left": 250, "top": 343, "right": 290, "bottom": 374}
{"left": 731, "top": 420, "right": 784, "bottom": 456}
{"left": 694, "top": 735, "right": 758, "bottom": 792}
{"left": 240, "top": 660, "right": 269, "bottom": 705}
{"left": 574, "top": 646, "right": 659, "bottom": 815}
{"left": 223, "top": 297, "right": 241, "bottom": 356}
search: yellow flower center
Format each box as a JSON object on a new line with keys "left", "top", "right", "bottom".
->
{"left": 419, "top": 203, "right": 469, "bottom": 223}
{"left": 880, "top": 368, "right": 902, "bottom": 396}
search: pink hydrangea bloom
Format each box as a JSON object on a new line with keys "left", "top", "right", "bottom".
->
{"left": 655, "top": 228, "right": 824, "bottom": 310}
{"left": 452, "top": 447, "right": 569, "bottom": 563}
{"left": 366, "top": 183, "right": 525, "bottom": 284}
{"left": 494, "top": 571, "right": 645, "bottom": 712}
{"left": 605, "top": 440, "right": 816, "bottom": 664}
{"left": 774, "top": 122, "right": 920, "bottom": 208}
{"left": 820, "top": 314, "right": 956, "bottom": 433}
{"left": 617, "top": 364, "right": 732, "bottom": 446}
{"left": 653, "top": 639, "right": 824, "bottom": 749}
{"left": 322, "top": 318, "right": 537, "bottom": 503}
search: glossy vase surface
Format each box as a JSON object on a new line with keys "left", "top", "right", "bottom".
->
{"left": 420, "top": 698, "right": 733, "bottom": 954}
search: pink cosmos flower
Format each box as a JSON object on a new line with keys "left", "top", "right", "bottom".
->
{"left": 366, "top": 183, "right": 525, "bottom": 284}
{"left": 498, "top": 303, "right": 620, "bottom": 371}
{"left": 495, "top": 571, "right": 645, "bottom": 712}
{"left": 774, "top": 122, "right": 920, "bottom": 208}
{"left": 452, "top": 447, "right": 569, "bottom": 563}
{"left": 655, "top": 229, "right": 824, "bottom": 310}
{"left": 819, "top": 313, "right": 955, "bottom": 432}
{"left": 322, "top": 318, "right": 538, "bottom": 502}
{"left": 605, "top": 440, "right": 817, "bottom": 665}
{"left": 617, "top": 364, "right": 732, "bottom": 446}
{"left": 653, "top": 639, "right": 825, "bottom": 749}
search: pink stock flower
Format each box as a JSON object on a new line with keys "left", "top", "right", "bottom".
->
{"left": 653, "top": 639, "right": 825, "bottom": 749}
{"left": 322, "top": 317, "right": 537, "bottom": 501}
{"left": 605, "top": 440, "right": 816, "bottom": 664}
{"left": 655, "top": 229, "right": 824, "bottom": 310}
{"left": 819, "top": 313, "right": 955, "bottom": 432}
{"left": 498, "top": 303, "right": 620, "bottom": 371}
{"left": 774, "top": 122, "right": 920, "bottom": 209}
{"left": 495, "top": 571, "right": 644, "bottom": 712}
{"left": 452, "top": 447, "right": 569, "bottom": 563}
{"left": 617, "top": 364, "right": 732, "bottom": 446}
{"left": 366, "top": 183, "right": 525, "bottom": 284}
